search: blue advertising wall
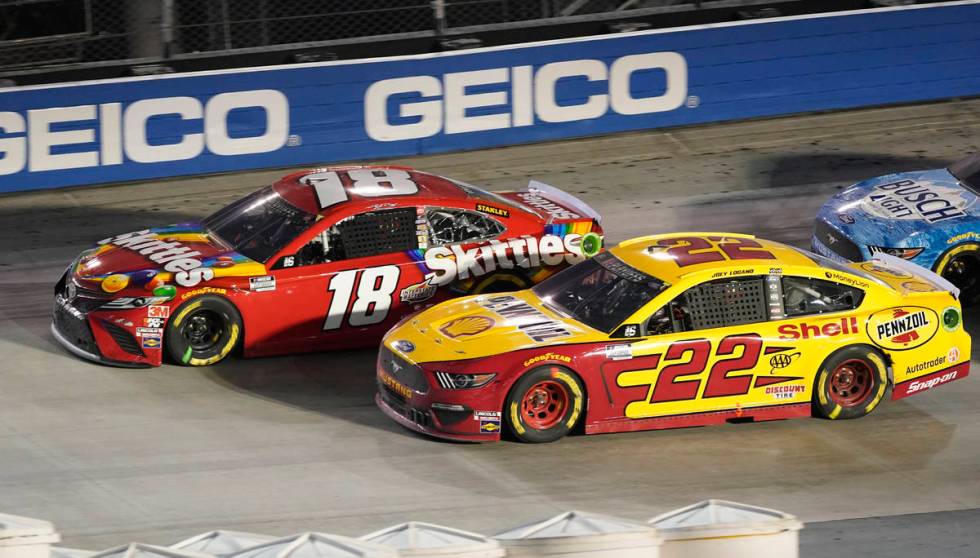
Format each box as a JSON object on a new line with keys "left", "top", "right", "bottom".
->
{"left": 1, "top": 1, "right": 979, "bottom": 193}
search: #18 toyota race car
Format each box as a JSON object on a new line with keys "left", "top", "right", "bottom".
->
{"left": 52, "top": 166, "right": 602, "bottom": 367}
{"left": 376, "top": 233, "right": 970, "bottom": 442}
{"left": 812, "top": 152, "right": 980, "bottom": 304}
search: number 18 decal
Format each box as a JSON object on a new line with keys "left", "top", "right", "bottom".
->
{"left": 324, "top": 266, "right": 401, "bottom": 329}
{"left": 304, "top": 169, "right": 419, "bottom": 210}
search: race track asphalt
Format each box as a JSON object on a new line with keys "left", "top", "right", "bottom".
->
{"left": 1, "top": 98, "right": 978, "bottom": 551}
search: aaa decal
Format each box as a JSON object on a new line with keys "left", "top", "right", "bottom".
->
{"left": 440, "top": 316, "right": 495, "bottom": 338}
{"left": 867, "top": 307, "right": 938, "bottom": 350}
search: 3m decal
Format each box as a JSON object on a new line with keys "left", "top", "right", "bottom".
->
{"left": 439, "top": 316, "right": 494, "bottom": 338}
{"left": 147, "top": 305, "right": 170, "bottom": 319}
{"left": 475, "top": 203, "right": 510, "bottom": 218}
{"left": 778, "top": 317, "right": 859, "bottom": 340}
{"left": 651, "top": 236, "right": 776, "bottom": 267}
{"left": 480, "top": 295, "right": 571, "bottom": 342}
{"left": 324, "top": 266, "right": 400, "bottom": 329}
{"left": 424, "top": 233, "right": 584, "bottom": 287}
{"left": 98, "top": 230, "right": 215, "bottom": 287}
{"left": 860, "top": 179, "right": 973, "bottom": 223}
{"left": 304, "top": 169, "right": 419, "bottom": 209}
{"left": 522, "top": 352, "right": 572, "bottom": 367}
{"left": 867, "top": 307, "right": 938, "bottom": 350}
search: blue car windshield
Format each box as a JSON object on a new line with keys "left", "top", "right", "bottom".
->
{"left": 949, "top": 153, "right": 980, "bottom": 194}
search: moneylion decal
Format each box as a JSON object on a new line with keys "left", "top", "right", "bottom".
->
{"left": 866, "top": 306, "right": 939, "bottom": 351}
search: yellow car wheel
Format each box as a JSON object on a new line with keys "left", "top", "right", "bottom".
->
{"left": 470, "top": 271, "right": 531, "bottom": 295}
{"left": 165, "top": 295, "right": 242, "bottom": 367}
{"left": 505, "top": 366, "right": 585, "bottom": 443}
{"left": 934, "top": 243, "right": 980, "bottom": 305}
{"left": 814, "top": 345, "right": 888, "bottom": 420}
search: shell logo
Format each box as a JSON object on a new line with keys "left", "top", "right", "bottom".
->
{"left": 866, "top": 306, "right": 939, "bottom": 351}
{"left": 439, "top": 316, "right": 495, "bottom": 339}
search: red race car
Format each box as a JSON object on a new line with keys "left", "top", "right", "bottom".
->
{"left": 52, "top": 166, "right": 603, "bottom": 367}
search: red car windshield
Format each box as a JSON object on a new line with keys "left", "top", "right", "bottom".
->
{"left": 203, "top": 186, "right": 318, "bottom": 263}
{"left": 949, "top": 152, "right": 980, "bottom": 194}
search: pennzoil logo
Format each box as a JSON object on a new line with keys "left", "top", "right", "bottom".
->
{"left": 440, "top": 316, "right": 495, "bottom": 338}
{"left": 522, "top": 352, "right": 572, "bottom": 367}
{"left": 867, "top": 307, "right": 938, "bottom": 350}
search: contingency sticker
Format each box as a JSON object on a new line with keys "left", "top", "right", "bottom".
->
{"left": 249, "top": 276, "right": 276, "bottom": 292}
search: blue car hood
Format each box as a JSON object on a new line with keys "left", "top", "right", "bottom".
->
{"left": 824, "top": 168, "right": 980, "bottom": 245}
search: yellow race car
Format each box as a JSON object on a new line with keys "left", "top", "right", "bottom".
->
{"left": 376, "top": 233, "right": 971, "bottom": 442}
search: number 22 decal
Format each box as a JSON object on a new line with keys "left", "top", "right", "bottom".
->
{"left": 616, "top": 334, "right": 764, "bottom": 413}
{"left": 323, "top": 266, "right": 401, "bottom": 329}
{"left": 654, "top": 236, "right": 776, "bottom": 267}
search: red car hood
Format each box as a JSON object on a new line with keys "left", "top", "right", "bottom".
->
{"left": 72, "top": 222, "right": 266, "bottom": 293}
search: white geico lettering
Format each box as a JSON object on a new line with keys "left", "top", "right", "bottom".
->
{"left": 0, "top": 90, "right": 289, "bottom": 175}
{"left": 365, "top": 52, "right": 687, "bottom": 141}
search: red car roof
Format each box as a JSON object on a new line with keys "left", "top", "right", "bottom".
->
{"left": 273, "top": 165, "right": 478, "bottom": 215}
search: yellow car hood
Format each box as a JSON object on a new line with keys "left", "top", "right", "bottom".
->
{"left": 390, "top": 290, "right": 599, "bottom": 363}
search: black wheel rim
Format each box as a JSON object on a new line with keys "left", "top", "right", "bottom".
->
{"left": 180, "top": 309, "right": 224, "bottom": 351}
{"left": 943, "top": 255, "right": 979, "bottom": 297}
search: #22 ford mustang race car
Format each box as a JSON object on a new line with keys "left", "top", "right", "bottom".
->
{"left": 812, "top": 152, "right": 980, "bottom": 304}
{"left": 376, "top": 233, "right": 970, "bottom": 442}
{"left": 52, "top": 166, "right": 602, "bottom": 367}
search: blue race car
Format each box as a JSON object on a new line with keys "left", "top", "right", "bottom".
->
{"left": 812, "top": 152, "right": 980, "bottom": 304}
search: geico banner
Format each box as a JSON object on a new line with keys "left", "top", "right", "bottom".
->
{"left": 0, "top": 1, "right": 978, "bottom": 192}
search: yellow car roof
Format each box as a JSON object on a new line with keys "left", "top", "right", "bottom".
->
{"left": 609, "top": 232, "right": 817, "bottom": 283}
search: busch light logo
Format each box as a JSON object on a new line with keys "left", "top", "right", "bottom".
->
{"left": 364, "top": 52, "right": 688, "bottom": 141}
{"left": 861, "top": 179, "right": 975, "bottom": 223}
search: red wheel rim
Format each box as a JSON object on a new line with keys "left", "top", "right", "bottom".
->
{"left": 828, "top": 359, "right": 874, "bottom": 407}
{"left": 521, "top": 380, "right": 569, "bottom": 430}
